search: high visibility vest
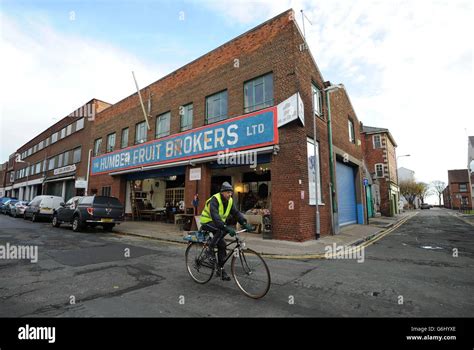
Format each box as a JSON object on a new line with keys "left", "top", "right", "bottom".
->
{"left": 200, "top": 193, "right": 233, "bottom": 224}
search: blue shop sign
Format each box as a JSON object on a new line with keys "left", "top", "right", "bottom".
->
{"left": 91, "top": 106, "right": 278, "bottom": 175}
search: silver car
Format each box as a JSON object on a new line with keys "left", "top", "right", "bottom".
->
{"left": 11, "top": 201, "right": 29, "bottom": 218}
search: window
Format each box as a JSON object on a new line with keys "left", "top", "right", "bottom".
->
{"left": 35, "top": 162, "right": 41, "bottom": 174}
{"left": 93, "top": 138, "right": 102, "bottom": 156}
{"left": 101, "top": 186, "right": 111, "bottom": 197}
{"left": 348, "top": 119, "right": 355, "bottom": 144}
{"left": 42, "top": 160, "right": 46, "bottom": 173}
{"left": 38, "top": 141, "right": 44, "bottom": 151}
{"left": 244, "top": 73, "right": 273, "bottom": 113}
{"left": 121, "top": 128, "right": 129, "bottom": 148}
{"left": 51, "top": 132, "right": 58, "bottom": 143}
{"left": 180, "top": 104, "right": 193, "bottom": 131}
{"left": 25, "top": 166, "right": 29, "bottom": 177}
{"left": 48, "top": 157, "right": 56, "bottom": 171}
{"left": 206, "top": 90, "right": 228, "bottom": 124}
{"left": 60, "top": 128, "right": 66, "bottom": 139}
{"left": 73, "top": 147, "right": 81, "bottom": 163}
{"left": 76, "top": 118, "right": 84, "bottom": 131}
{"left": 27, "top": 148, "right": 32, "bottom": 156}
{"left": 375, "top": 164, "right": 384, "bottom": 178}
{"left": 57, "top": 153, "right": 64, "bottom": 168}
{"left": 312, "top": 84, "right": 323, "bottom": 117}
{"left": 135, "top": 121, "right": 147, "bottom": 144}
{"left": 33, "top": 144, "right": 37, "bottom": 153}
{"left": 66, "top": 124, "right": 72, "bottom": 136}
{"left": 156, "top": 112, "right": 171, "bottom": 138}
{"left": 30, "top": 165, "right": 34, "bottom": 175}
{"left": 373, "top": 135, "right": 382, "bottom": 149}
{"left": 459, "top": 184, "right": 468, "bottom": 192}
{"left": 63, "top": 151, "right": 70, "bottom": 166}
{"left": 45, "top": 137, "right": 49, "bottom": 147}
{"left": 106, "top": 133, "right": 116, "bottom": 152}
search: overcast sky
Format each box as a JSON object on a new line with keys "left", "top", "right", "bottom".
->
{"left": 1, "top": 0, "right": 472, "bottom": 202}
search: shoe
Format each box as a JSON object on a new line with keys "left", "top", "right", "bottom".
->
{"left": 216, "top": 268, "right": 231, "bottom": 281}
{"left": 204, "top": 248, "right": 217, "bottom": 265}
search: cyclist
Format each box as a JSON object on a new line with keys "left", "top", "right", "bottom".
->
{"left": 200, "top": 182, "right": 253, "bottom": 281}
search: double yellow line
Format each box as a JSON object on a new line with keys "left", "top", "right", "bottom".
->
{"left": 262, "top": 212, "right": 417, "bottom": 260}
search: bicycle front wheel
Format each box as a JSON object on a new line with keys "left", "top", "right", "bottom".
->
{"left": 231, "top": 248, "right": 271, "bottom": 299}
{"left": 185, "top": 242, "right": 214, "bottom": 284}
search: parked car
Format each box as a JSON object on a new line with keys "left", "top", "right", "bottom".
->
{"left": 1, "top": 199, "right": 18, "bottom": 214}
{"left": 0, "top": 197, "right": 17, "bottom": 214}
{"left": 24, "top": 195, "right": 64, "bottom": 222}
{"left": 420, "top": 203, "right": 431, "bottom": 209}
{"left": 10, "top": 201, "right": 29, "bottom": 218}
{"left": 52, "top": 195, "right": 124, "bottom": 232}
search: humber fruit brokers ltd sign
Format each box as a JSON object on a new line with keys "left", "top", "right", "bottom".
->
{"left": 91, "top": 106, "right": 278, "bottom": 175}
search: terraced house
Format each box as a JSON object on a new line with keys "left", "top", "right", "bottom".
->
{"left": 88, "top": 9, "right": 368, "bottom": 241}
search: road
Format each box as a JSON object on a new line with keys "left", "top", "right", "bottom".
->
{"left": 0, "top": 208, "right": 473, "bottom": 317}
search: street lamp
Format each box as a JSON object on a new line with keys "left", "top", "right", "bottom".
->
{"left": 323, "top": 83, "right": 344, "bottom": 235}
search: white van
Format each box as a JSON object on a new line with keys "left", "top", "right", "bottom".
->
{"left": 24, "top": 195, "right": 64, "bottom": 222}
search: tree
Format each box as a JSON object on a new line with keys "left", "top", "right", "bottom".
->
{"left": 431, "top": 180, "right": 446, "bottom": 206}
{"left": 416, "top": 182, "right": 432, "bottom": 204}
{"left": 399, "top": 180, "right": 418, "bottom": 208}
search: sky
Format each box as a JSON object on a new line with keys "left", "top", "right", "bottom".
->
{"left": 1, "top": 0, "right": 472, "bottom": 203}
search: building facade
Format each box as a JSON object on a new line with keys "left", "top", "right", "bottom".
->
{"left": 5, "top": 99, "right": 110, "bottom": 201}
{"left": 88, "top": 9, "right": 367, "bottom": 241}
{"left": 361, "top": 125, "right": 399, "bottom": 216}
{"left": 443, "top": 169, "right": 473, "bottom": 210}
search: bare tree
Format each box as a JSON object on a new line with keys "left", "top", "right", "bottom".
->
{"left": 431, "top": 180, "right": 446, "bottom": 206}
{"left": 400, "top": 180, "right": 417, "bottom": 208}
{"left": 417, "top": 182, "right": 432, "bottom": 204}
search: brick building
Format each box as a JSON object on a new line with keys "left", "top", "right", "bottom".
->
{"left": 443, "top": 169, "right": 472, "bottom": 210}
{"left": 88, "top": 9, "right": 367, "bottom": 241}
{"left": 5, "top": 99, "right": 110, "bottom": 201}
{"left": 361, "top": 125, "right": 399, "bottom": 217}
{"left": 0, "top": 162, "right": 7, "bottom": 197}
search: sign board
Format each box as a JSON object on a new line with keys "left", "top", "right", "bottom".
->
{"left": 75, "top": 180, "right": 88, "bottom": 189}
{"left": 307, "top": 138, "right": 322, "bottom": 205}
{"left": 189, "top": 168, "right": 201, "bottom": 181}
{"left": 277, "top": 92, "right": 305, "bottom": 128}
{"left": 91, "top": 107, "right": 278, "bottom": 175}
{"left": 54, "top": 164, "right": 76, "bottom": 176}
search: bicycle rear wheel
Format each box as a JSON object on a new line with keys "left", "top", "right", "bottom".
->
{"left": 231, "top": 248, "right": 271, "bottom": 299}
{"left": 185, "top": 242, "right": 214, "bottom": 284}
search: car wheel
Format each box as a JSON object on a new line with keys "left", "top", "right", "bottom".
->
{"left": 72, "top": 216, "right": 82, "bottom": 232}
{"left": 52, "top": 215, "right": 61, "bottom": 228}
{"left": 32, "top": 213, "right": 37, "bottom": 222}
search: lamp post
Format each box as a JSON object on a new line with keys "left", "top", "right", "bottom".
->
{"left": 323, "top": 83, "right": 344, "bottom": 235}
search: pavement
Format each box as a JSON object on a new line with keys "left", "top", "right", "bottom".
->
{"left": 114, "top": 211, "right": 417, "bottom": 257}
{"left": 447, "top": 209, "right": 474, "bottom": 226}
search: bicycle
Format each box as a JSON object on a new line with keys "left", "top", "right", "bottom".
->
{"left": 184, "top": 229, "right": 271, "bottom": 299}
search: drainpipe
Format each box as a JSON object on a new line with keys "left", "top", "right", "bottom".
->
{"left": 86, "top": 149, "right": 92, "bottom": 196}
{"left": 325, "top": 84, "right": 344, "bottom": 234}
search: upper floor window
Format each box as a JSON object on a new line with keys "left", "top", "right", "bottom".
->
{"left": 121, "top": 128, "right": 129, "bottom": 148}
{"left": 106, "top": 133, "right": 116, "bottom": 152}
{"left": 180, "top": 104, "right": 193, "bottom": 131}
{"left": 73, "top": 147, "right": 81, "bottom": 163}
{"left": 51, "top": 132, "right": 58, "bottom": 144}
{"left": 312, "top": 83, "right": 322, "bottom": 117}
{"left": 60, "top": 127, "right": 66, "bottom": 139}
{"left": 375, "top": 163, "right": 384, "bottom": 178}
{"left": 348, "top": 119, "right": 355, "bottom": 144}
{"left": 66, "top": 124, "right": 72, "bottom": 136}
{"left": 156, "top": 112, "right": 171, "bottom": 139}
{"left": 135, "top": 121, "right": 147, "bottom": 144}
{"left": 373, "top": 135, "right": 382, "bottom": 149}
{"left": 244, "top": 73, "right": 273, "bottom": 113}
{"left": 76, "top": 118, "right": 85, "bottom": 131}
{"left": 459, "top": 183, "right": 468, "bottom": 192}
{"left": 93, "top": 138, "right": 102, "bottom": 156}
{"left": 206, "top": 90, "right": 228, "bottom": 124}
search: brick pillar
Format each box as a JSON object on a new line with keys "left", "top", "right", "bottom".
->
{"left": 184, "top": 164, "right": 211, "bottom": 215}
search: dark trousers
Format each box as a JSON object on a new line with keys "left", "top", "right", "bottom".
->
{"left": 201, "top": 223, "right": 227, "bottom": 268}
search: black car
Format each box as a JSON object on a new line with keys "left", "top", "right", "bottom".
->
{"left": 52, "top": 196, "right": 124, "bottom": 232}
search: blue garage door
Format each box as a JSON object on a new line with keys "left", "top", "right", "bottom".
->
{"left": 336, "top": 161, "right": 357, "bottom": 226}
